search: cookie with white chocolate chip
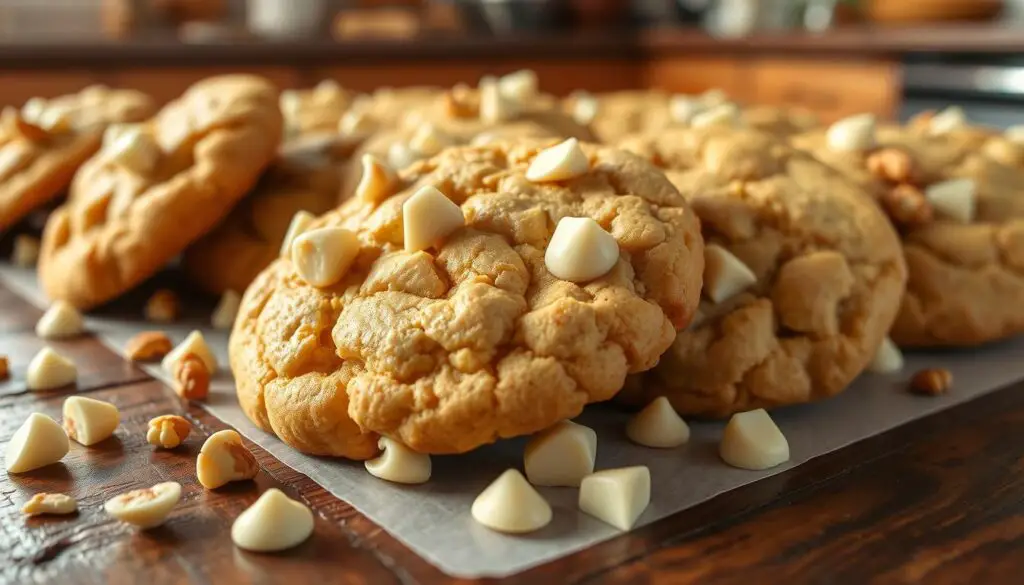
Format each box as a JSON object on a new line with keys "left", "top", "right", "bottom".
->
{"left": 618, "top": 126, "right": 907, "bottom": 417}
{"left": 229, "top": 139, "right": 704, "bottom": 456}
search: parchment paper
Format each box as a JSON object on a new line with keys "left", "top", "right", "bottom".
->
{"left": 4, "top": 264, "right": 1023, "bottom": 578}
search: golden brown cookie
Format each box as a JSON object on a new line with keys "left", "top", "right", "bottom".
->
{"left": 0, "top": 87, "right": 155, "bottom": 233}
{"left": 742, "top": 105, "right": 819, "bottom": 138}
{"left": 230, "top": 140, "right": 704, "bottom": 456}
{"left": 618, "top": 126, "right": 907, "bottom": 417}
{"left": 183, "top": 133, "right": 359, "bottom": 295}
{"left": 280, "top": 80, "right": 355, "bottom": 138}
{"left": 794, "top": 120, "right": 1024, "bottom": 347}
{"left": 38, "top": 75, "right": 282, "bottom": 309}
{"left": 563, "top": 90, "right": 672, "bottom": 143}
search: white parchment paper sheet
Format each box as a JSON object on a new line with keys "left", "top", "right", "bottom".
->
{"left": 4, "top": 265, "right": 1022, "bottom": 578}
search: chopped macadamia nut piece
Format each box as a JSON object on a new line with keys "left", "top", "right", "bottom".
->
{"left": 925, "top": 178, "right": 976, "bottom": 223}
{"left": 21, "top": 97, "right": 46, "bottom": 123}
{"left": 387, "top": 142, "right": 421, "bottom": 170}
{"left": 703, "top": 244, "right": 757, "bottom": 304}
{"left": 471, "top": 469, "right": 552, "bottom": 534}
{"left": 868, "top": 337, "right": 904, "bottom": 374}
{"left": 109, "top": 125, "right": 160, "bottom": 174}
{"left": 162, "top": 330, "right": 218, "bottom": 374}
{"left": 12, "top": 234, "right": 40, "bottom": 267}
{"left": 104, "top": 482, "right": 181, "bottom": 529}
{"left": 22, "top": 493, "right": 77, "bottom": 516}
{"left": 827, "top": 113, "right": 876, "bottom": 152}
{"left": 578, "top": 466, "right": 651, "bottom": 531}
{"left": 544, "top": 217, "right": 619, "bottom": 283}
{"left": 402, "top": 185, "right": 465, "bottom": 252}
{"left": 691, "top": 103, "right": 739, "bottom": 129}
{"left": 279, "top": 210, "right": 316, "bottom": 257}
{"left": 63, "top": 396, "right": 120, "bottom": 446}
{"left": 338, "top": 110, "right": 374, "bottom": 136}
{"left": 626, "top": 397, "right": 690, "bottom": 448}
{"left": 570, "top": 90, "right": 599, "bottom": 125}
{"left": 125, "top": 331, "right": 173, "bottom": 362}
{"left": 4, "top": 413, "right": 69, "bottom": 473}
{"left": 524, "top": 420, "right": 597, "bottom": 487}
{"left": 197, "top": 429, "right": 259, "bottom": 489}
{"left": 35, "top": 301, "right": 85, "bottom": 339}
{"left": 26, "top": 347, "right": 77, "bottom": 391}
{"left": 354, "top": 154, "right": 396, "bottom": 204}
{"left": 409, "top": 123, "right": 453, "bottom": 157}
{"left": 526, "top": 138, "right": 590, "bottom": 183}
{"left": 279, "top": 91, "right": 300, "bottom": 120}
{"left": 670, "top": 95, "right": 703, "bottom": 124}
{"left": 364, "top": 437, "right": 432, "bottom": 484}
{"left": 720, "top": 409, "right": 790, "bottom": 470}
{"left": 211, "top": 290, "right": 241, "bottom": 330}
{"left": 929, "top": 106, "right": 966, "bottom": 135}
{"left": 232, "top": 488, "right": 314, "bottom": 552}
{"left": 479, "top": 77, "right": 518, "bottom": 124}
{"left": 498, "top": 69, "right": 539, "bottom": 102}
{"left": 291, "top": 226, "right": 361, "bottom": 288}
{"left": 146, "top": 415, "right": 192, "bottom": 449}
{"left": 145, "top": 289, "right": 180, "bottom": 323}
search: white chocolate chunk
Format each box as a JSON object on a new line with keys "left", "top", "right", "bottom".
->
{"left": 102, "top": 123, "right": 134, "bottom": 149}
{"left": 626, "top": 397, "right": 690, "bottom": 448}
{"left": 109, "top": 126, "right": 160, "bottom": 174}
{"left": 104, "top": 482, "right": 181, "bottom": 529}
{"left": 703, "top": 244, "right": 757, "bottom": 303}
{"left": 409, "top": 123, "right": 453, "bottom": 157}
{"left": 291, "top": 227, "right": 361, "bottom": 288}
{"left": 161, "top": 330, "right": 218, "bottom": 374}
{"left": 26, "top": 347, "right": 77, "bottom": 391}
{"left": 670, "top": 95, "right": 703, "bottom": 124}
{"left": 868, "top": 336, "right": 904, "bottom": 374}
{"left": 364, "top": 437, "right": 432, "bottom": 484}
{"left": 211, "top": 290, "right": 241, "bottom": 330}
{"left": 35, "top": 301, "right": 85, "bottom": 339}
{"left": 279, "top": 90, "right": 301, "bottom": 120}
{"left": 22, "top": 493, "right": 77, "bottom": 516}
{"left": 338, "top": 109, "right": 374, "bottom": 136}
{"left": 471, "top": 469, "right": 552, "bottom": 534}
{"left": 1005, "top": 125, "right": 1024, "bottom": 145}
{"left": 62, "top": 396, "right": 120, "bottom": 446}
{"left": 925, "top": 178, "right": 976, "bottom": 223}
{"left": 479, "top": 77, "right": 518, "bottom": 124}
{"left": 524, "top": 420, "right": 597, "bottom": 487}
{"left": 279, "top": 210, "right": 316, "bottom": 257}
{"left": 826, "top": 113, "right": 876, "bottom": 152}
{"left": 37, "top": 107, "right": 70, "bottom": 133}
{"left": 21, "top": 97, "right": 47, "bottom": 123}
{"left": 314, "top": 78, "right": 341, "bottom": 96}
{"left": 525, "top": 138, "right": 590, "bottom": 183}
{"left": 498, "top": 69, "right": 539, "bottom": 102}
{"left": 545, "top": 216, "right": 619, "bottom": 283}
{"left": 354, "top": 154, "right": 397, "bottom": 203}
{"left": 690, "top": 103, "right": 739, "bottom": 129}
{"left": 402, "top": 185, "right": 465, "bottom": 252}
{"left": 720, "top": 409, "right": 790, "bottom": 470}
{"left": 12, "top": 234, "right": 40, "bottom": 267}
{"left": 232, "top": 488, "right": 314, "bottom": 552}
{"left": 929, "top": 106, "right": 966, "bottom": 135}
{"left": 570, "top": 90, "right": 599, "bottom": 125}
{"left": 578, "top": 466, "right": 651, "bottom": 531}
{"left": 4, "top": 413, "right": 69, "bottom": 473}
{"left": 387, "top": 142, "right": 421, "bottom": 170}
{"left": 197, "top": 429, "right": 258, "bottom": 489}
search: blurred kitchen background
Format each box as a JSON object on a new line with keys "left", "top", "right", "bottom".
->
{"left": 1, "top": 0, "right": 1023, "bottom": 127}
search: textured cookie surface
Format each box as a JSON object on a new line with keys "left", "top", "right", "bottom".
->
{"left": 619, "top": 127, "right": 906, "bottom": 417}
{"left": 279, "top": 81, "right": 354, "bottom": 138}
{"left": 742, "top": 105, "right": 818, "bottom": 138}
{"left": 39, "top": 75, "right": 282, "bottom": 309}
{"left": 231, "top": 141, "right": 703, "bottom": 456}
{"left": 564, "top": 90, "right": 672, "bottom": 143}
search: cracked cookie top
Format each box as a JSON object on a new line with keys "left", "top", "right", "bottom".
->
{"left": 618, "top": 126, "right": 906, "bottom": 417}
{"left": 230, "top": 140, "right": 703, "bottom": 456}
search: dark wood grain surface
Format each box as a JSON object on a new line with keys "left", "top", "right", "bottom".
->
{"left": 2, "top": 281, "right": 1023, "bottom": 585}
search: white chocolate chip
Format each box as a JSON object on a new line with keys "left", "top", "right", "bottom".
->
{"left": 720, "top": 409, "right": 790, "bottom": 471}
{"left": 364, "top": 437, "right": 432, "bottom": 484}
{"left": 925, "top": 178, "right": 976, "bottom": 223}
{"left": 868, "top": 336, "right": 904, "bottom": 374}
{"left": 314, "top": 78, "right": 342, "bottom": 96}
{"left": 524, "top": 420, "right": 597, "bottom": 487}
{"left": 471, "top": 469, "right": 552, "bottom": 534}
{"left": 232, "top": 488, "right": 314, "bottom": 552}
{"left": 63, "top": 396, "right": 120, "bottom": 446}
{"left": 578, "top": 466, "right": 651, "bottom": 531}
{"left": 479, "top": 77, "right": 518, "bottom": 124}
{"left": 279, "top": 210, "right": 316, "bottom": 257}
{"left": 109, "top": 126, "right": 160, "bottom": 174}
{"left": 526, "top": 138, "right": 590, "bottom": 183}
{"left": 670, "top": 95, "right": 703, "bottom": 124}
{"left": 402, "top": 185, "right": 464, "bottom": 252}
{"left": 211, "top": 290, "right": 241, "bottom": 330}
{"left": 197, "top": 429, "right": 258, "bottom": 489}
{"left": 161, "top": 330, "right": 218, "bottom": 375}
{"left": 690, "top": 103, "right": 739, "bottom": 129}
{"left": 22, "top": 493, "right": 77, "bottom": 516}
{"left": 291, "top": 226, "right": 361, "bottom": 288}
{"left": 354, "top": 154, "right": 397, "bottom": 203}
{"left": 409, "top": 123, "right": 453, "bottom": 157}
{"left": 1005, "top": 125, "right": 1024, "bottom": 145}
{"left": 4, "top": 413, "right": 69, "bottom": 473}
{"left": 38, "top": 107, "right": 70, "bottom": 133}
{"left": 625, "top": 397, "right": 690, "bottom": 448}
{"left": 826, "top": 113, "right": 876, "bottom": 152}
{"left": 387, "top": 142, "right": 421, "bottom": 170}
{"left": 279, "top": 90, "right": 301, "bottom": 120}
{"left": 21, "top": 97, "right": 47, "bottom": 123}
{"left": 544, "top": 216, "right": 619, "bottom": 283}
{"left": 338, "top": 109, "right": 374, "bottom": 136}
{"left": 929, "top": 106, "right": 966, "bottom": 135}
{"left": 12, "top": 234, "right": 40, "bottom": 268}
{"left": 102, "top": 123, "right": 134, "bottom": 149}
{"left": 703, "top": 244, "right": 757, "bottom": 304}
{"left": 26, "top": 347, "right": 77, "bottom": 391}
{"left": 570, "top": 90, "right": 599, "bottom": 125}
{"left": 498, "top": 69, "right": 539, "bottom": 102}
{"left": 35, "top": 301, "right": 85, "bottom": 339}
{"left": 104, "top": 481, "right": 181, "bottom": 529}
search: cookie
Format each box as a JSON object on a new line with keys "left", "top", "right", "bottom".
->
{"left": 0, "top": 87, "right": 155, "bottom": 232}
{"left": 230, "top": 140, "right": 704, "bottom": 456}
{"left": 38, "top": 75, "right": 282, "bottom": 309}
{"left": 742, "top": 105, "right": 819, "bottom": 138}
{"left": 563, "top": 90, "right": 672, "bottom": 143}
{"left": 183, "top": 134, "right": 359, "bottom": 295}
{"left": 618, "top": 126, "right": 907, "bottom": 417}
{"left": 794, "top": 118, "right": 1024, "bottom": 346}
{"left": 279, "top": 80, "right": 354, "bottom": 138}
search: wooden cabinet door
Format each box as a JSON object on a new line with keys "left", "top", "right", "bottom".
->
{"left": 751, "top": 58, "right": 900, "bottom": 122}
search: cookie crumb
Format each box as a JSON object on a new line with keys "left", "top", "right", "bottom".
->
{"left": 145, "top": 290, "right": 180, "bottom": 323}
{"left": 880, "top": 184, "right": 933, "bottom": 228}
{"left": 909, "top": 368, "right": 952, "bottom": 396}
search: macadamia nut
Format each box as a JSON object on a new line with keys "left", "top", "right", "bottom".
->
{"left": 63, "top": 396, "right": 120, "bottom": 446}
{"left": 104, "top": 482, "right": 181, "bottom": 529}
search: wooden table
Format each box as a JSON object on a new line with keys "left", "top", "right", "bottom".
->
{"left": 2, "top": 280, "right": 1022, "bottom": 585}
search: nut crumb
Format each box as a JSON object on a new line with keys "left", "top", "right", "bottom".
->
{"left": 910, "top": 368, "right": 952, "bottom": 396}
{"left": 866, "top": 147, "right": 914, "bottom": 184}
{"left": 173, "top": 353, "right": 210, "bottom": 401}
{"left": 145, "top": 290, "right": 180, "bottom": 323}
{"left": 125, "top": 331, "right": 173, "bottom": 362}
{"left": 880, "top": 184, "right": 933, "bottom": 228}
{"left": 22, "top": 493, "right": 77, "bottom": 516}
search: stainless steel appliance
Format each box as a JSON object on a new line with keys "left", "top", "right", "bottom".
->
{"left": 902, "top": 56, "right": 1024, "bottom": 128}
